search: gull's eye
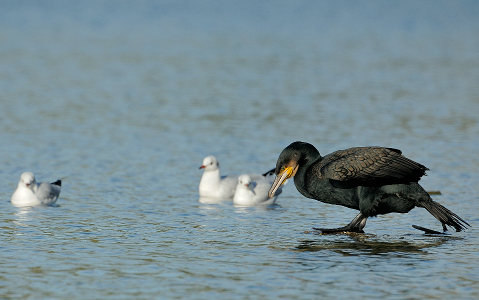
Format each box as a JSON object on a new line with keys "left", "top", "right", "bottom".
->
{"left": 280, "top": 166, "right": 285, "bottom": 173}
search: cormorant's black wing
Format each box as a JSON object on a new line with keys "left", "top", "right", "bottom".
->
{"left": 318, "top": 147, "right": 428, "bottom": 188}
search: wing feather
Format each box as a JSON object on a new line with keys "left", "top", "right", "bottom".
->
{"left": 317, "top": 147, "right": 428, "bottom": 187}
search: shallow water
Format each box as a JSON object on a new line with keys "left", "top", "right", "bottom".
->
{"left": 1, "top": 1, "right": 479, "bottom": 299}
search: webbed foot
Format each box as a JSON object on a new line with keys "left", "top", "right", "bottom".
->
{"left": 412, "top": 225, "right": 448, "bottom": 235}
{"left": 313, "top": 212, "right": 367, "bottom": 234}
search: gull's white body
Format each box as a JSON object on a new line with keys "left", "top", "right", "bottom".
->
{"left": 233, "top": 174, "right": 282, "bottom": 207}
{"left": 11, "top": 172, "right": 61, "bottom": 207}
{"left": 198, "top": 155, "right": 273, "bottom": 203}
{"left": 199, "top": 156, "right": 237, "bottom": 201}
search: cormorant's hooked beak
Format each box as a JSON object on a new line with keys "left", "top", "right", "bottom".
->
{"left": 268, "top": 164, "right": 298, "bottom": 198}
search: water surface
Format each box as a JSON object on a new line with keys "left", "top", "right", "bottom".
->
{"left": 1, "top": 1, "right": 478, "bottom": 299}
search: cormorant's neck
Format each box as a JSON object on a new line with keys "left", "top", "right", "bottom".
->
{"left": 294, "top": 150, "right": 322, "bottom": 198}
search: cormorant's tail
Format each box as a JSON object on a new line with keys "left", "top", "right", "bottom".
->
{"left": 419, "top": 199, "right": 470, "bottom": 232}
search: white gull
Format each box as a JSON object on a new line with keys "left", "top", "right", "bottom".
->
{"left": 198, "top": 155, "right": 238, "bottom": 202}
{"left": 11, "top": 172, "right": 62, "bottom": 207}
{"left": 198, "top": 155, "right": 275, "bottom": 203}
{"left": 233, "top": 173, "right": 282, "bottom": 207}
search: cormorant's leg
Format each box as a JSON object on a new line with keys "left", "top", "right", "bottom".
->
{"left": 313, "top": 212, "right": 368, "bottom": 233}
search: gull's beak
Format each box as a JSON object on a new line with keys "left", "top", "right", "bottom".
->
{"left": 199, "top": 165, "right": 205, "bottom": 169}
{"left": 268, "top": 164, "right": 298, "bottom": 198}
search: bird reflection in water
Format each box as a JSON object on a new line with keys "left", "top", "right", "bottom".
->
{"left": 295, "top": 233, "right": 460, "bottom": 256}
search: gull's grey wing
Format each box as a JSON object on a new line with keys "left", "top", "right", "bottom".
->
{"left": 36, "top": 182, "right": 61, "bottom": 205}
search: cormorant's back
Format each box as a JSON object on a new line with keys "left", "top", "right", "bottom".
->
{"left": 315, "top": 147, "right": 428, "bottom": 188}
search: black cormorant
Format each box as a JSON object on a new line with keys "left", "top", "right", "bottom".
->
{"left": 268, "top": 141, "right": 469, "bottom": 233}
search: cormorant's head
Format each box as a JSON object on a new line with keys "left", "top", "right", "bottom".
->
{"left": 268, "top": 141, "right": 319, "bottom": 198}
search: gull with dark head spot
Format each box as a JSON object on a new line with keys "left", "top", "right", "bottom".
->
{"left": 198, "top": 155, "right": 276, "bottom": 203}
{"left": 198, "top": 155, "right": 238, "bottom": 202}
{"left": 233, "top": 173, "right": 282, "bottom": 207}
{"left": 11, "top": 172, "right": 62, "bottom": 207}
